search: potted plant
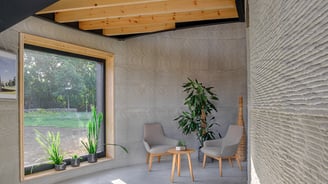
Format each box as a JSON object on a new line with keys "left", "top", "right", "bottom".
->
{"left": 81, "top": 105, "right": 128, "bottom": 163}
{"left": 176, "top": 140, "right": 186, "bottom": 151}
{"left": 71, "top": 154, "right": 81, "bottom": 167}
{"left": 174, "top": 78, "right": 219, "bottom": 161}
{"left": 35, "top": 130, "right": 66, "bottom": 171}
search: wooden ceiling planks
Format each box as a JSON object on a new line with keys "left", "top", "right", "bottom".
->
{"left": 36, "top": 0, "right": 241, "bottom": 38}
{"left": 37, "top": 0, "right": 167, "bottom": 14}
{"left": 103, "top": 22, "right": 175, "bottom": 36}
{"left": 79, "top": 8, "right": 238, "bottom": 30}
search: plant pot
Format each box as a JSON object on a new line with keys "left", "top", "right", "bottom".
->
{"left": 55, "top": 162, "right": 66, "bottom": 171}
{"left": 71, "top": 158, "right": 80, "bottom": 167}
{"left": 88, "top": 153, "right": 97, "bottom": 163}
{"left": 198, "top": 147, "right": 213, "bottom": 163}
{"left": 176, "top": 146, "right": 186, "bottom": 151}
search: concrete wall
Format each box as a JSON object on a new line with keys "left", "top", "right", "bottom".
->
{"left": 0, "top": 17, "right": 246, "bottom": 184}
{"left": 119, "top": 23, "right": 247, "bottom": 155}
{"left": 248, "top": 0, "right": 328, "bottom": 183}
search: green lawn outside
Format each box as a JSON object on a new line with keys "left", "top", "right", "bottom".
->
{"left": 24, "top": 111, "right": 91, "bottom": 128}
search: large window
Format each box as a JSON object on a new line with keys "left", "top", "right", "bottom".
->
{"left": 19, "top": 34, "right": 114, "bottom": 178}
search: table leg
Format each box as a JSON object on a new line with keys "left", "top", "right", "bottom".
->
{"left": 187, "top": 153, "right": 194, "bottom": 182}
{"left": 177, "top": 153, "right": 181, "bottom": 176}
{"left": 170, "top": 154, "right": 177, "bottom": 183}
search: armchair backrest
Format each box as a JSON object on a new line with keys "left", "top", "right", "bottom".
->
{"left": 220, "top": 125, "right": 243, "bottom": 156}
{"left": 144, "top": 123, "right": 166, "bottom": 145}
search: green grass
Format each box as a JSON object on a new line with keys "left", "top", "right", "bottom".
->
{"left": 24, "top": 111, "right": 91, "bottom": 128}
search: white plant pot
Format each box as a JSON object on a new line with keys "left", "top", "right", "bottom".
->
{"left": 176, "top": 146, "right": 186, "bottom": 151}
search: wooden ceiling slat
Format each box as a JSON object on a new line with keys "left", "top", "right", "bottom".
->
{"left": 79, "top": 8, "right": 238, "bottom": 30}
{"left": 37, "top": 0, "right": 166, "bottom": 14}
{"left": 55, "top": 0, "right": 236, "bottom": 23}
{"left": 102, "top": 22, "right": 175, "bottom": 36}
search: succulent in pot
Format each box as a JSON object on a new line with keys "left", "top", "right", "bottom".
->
{"left": 71, "top": 154, "right": 81, "bottom": 167}
{"left": 176, "top": 140, "right": 187, "bottom": 151}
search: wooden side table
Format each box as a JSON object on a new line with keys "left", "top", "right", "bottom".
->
{"left": 168, "top": 148, "right": 195, "bottom": 183}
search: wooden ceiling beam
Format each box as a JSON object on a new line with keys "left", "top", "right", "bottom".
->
{"left": 37, "top": 0, "right": 166, "bottom": 14}
{"left": 55, "top": 0, "right": 236, "bottom": 23}
{"left": 102, "top": 22, "right": 175, "bottom": 36}
{"left": 79, "top": 8, "right": 238, "bottom": 30}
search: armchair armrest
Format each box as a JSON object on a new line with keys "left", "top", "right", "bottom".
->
{"left": 143, "top": 140, "right": 151, "bottom": 152}
{"left": 203, "top": 139, "right": 223, "bottom": 147}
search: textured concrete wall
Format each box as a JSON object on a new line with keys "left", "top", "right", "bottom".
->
{"left": 0, "top": 17, "right": 246, "bottom": 184}
{"left": 248, "top": 0, "right": 328, "bottom": 184}
{"left": 119, "top": 23, "right": 247, "bottom": 157}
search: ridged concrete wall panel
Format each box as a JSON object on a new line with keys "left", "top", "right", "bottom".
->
{"left": 249, "top": 0, "right": 328, "bottom": 183}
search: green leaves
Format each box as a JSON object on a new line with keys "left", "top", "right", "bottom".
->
{"left": 106, "top": 144, "right": 129, "bottom": 154}
{"left": 175, "top": 78, "right": 219, "bottom": 146}
{"left": 81, "top": 105, "right": 102, "bottom": 154}
{"left": 182, "top": 78, "right": 218, "bottom": 116}
{"left": 35, "top": 129, "right": 64, "bottom": 165}
{"left": 81, "top": 106, "right": 128, "bottom": 155}
{"left": 24, "top": 48, "right": 97, "bottom": 111}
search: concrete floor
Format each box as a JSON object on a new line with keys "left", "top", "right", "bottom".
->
{"left": 58, "top": 159, "right": 247, "bottom": 184}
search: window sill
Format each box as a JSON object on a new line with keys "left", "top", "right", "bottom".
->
{"left": 23, "top": 157, "right": 112, "bottom": 181}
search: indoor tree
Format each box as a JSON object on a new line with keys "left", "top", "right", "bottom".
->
{"left": 175, "top": 78, "right": 219, "bottom": 147}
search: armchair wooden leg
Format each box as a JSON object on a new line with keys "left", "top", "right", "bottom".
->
{"left": 202, "top": 154, "right": 207, "bottom": 168}
{"left": 236, "top": 157, "right": 242, "bottom": 170}
{"left": 158, "top": 155, "right": 161, "bottom": 163}
{"left": 148, "top": 155, "right": 153, "bottom": 172}
{"left": 219, "top": 157, "right": 222, "bottom": 177}
{"left": 146, "top": 153, "right": 150, "bottom": 164}
{"left": 228, "top": 157, "right": 233, "bottom": 167}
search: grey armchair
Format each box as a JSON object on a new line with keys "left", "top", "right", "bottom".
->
{"left": 143, "top": 123, "right": 178, "bottom": 172}
{"left": 201, "top": 125, "right": 243, "bottom": 176}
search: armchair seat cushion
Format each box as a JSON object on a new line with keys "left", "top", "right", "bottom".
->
{"left": 143, "top": 123, "right": 178, "bottom": 172}
{"left": 201, "top": 147, "right": 221, "bottom": 157}
{"left": 201, "top": 125, "right": 244, "bottom": 176}
{"left": 149, "top": 144, "right": 174, "bottom": 154}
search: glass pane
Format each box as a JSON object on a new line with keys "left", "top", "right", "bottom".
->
{"left": 23, "top": 48, "right": 104, "bottom": 168}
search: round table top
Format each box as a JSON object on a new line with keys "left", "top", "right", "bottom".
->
{"left": 168, "top": 148, "right": 195, "bottom": 154}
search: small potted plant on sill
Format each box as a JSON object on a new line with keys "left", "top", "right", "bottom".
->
{"left": 35, "top": 130, "right": 66, "bottom": 171}
{"left": 81, "top": 105, "right": 128, "bottom": 163}
{"left": 71, "top": 154, "right": 81, "bottom": 167}
{"left": 176, "top": 140, "right": 186, "bottom": 151}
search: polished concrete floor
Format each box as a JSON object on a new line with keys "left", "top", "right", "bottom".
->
{"left": 59, "top": 159, "right": 247, "bottom": 184}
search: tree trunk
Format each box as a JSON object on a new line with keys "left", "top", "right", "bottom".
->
{"left": 201, "top": 108, "right": 206, "bottom": 135}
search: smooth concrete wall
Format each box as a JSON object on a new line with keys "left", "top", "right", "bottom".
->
{"left": 248, "top": 0, "right": 328, "bottom": 184}
{"left": 0, "top": 16, "right": 246, "bottom": 184}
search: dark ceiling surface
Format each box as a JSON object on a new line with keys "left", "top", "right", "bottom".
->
{"left": 0, "top": 0, "right": 58, "bottom": 32}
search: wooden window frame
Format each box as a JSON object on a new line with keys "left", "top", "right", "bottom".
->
{"left": 19, "top": 33, "right": 115, "bottom": 181}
